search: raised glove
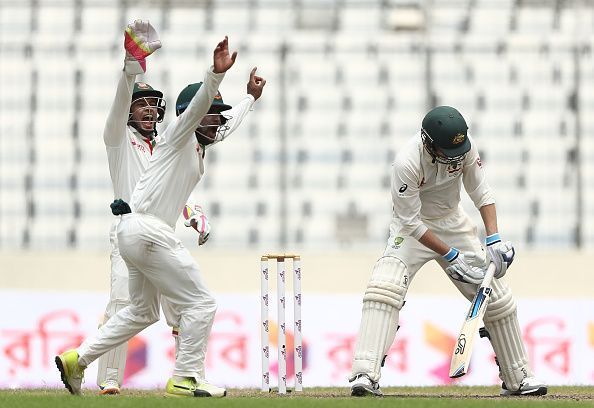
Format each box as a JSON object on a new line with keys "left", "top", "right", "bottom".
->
{"left": 485, "top": 233, "right": 515, "bottom": 278}
{"left": 443, "top": 248, "right": 486, "bottom": 285}
{"left": 183, "top": 205, "right": 211, "bottom": 246}
{"left": 124, "top": 20, "right": 161, "bottom": 74}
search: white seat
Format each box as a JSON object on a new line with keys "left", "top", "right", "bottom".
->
{"left": 339, "top": 6, "right": 381, "bottom": 32}
{"left": 36, "top": 4, "right": 75, "bottom": 38}
{"left": 81, "top": 6, "right": 118, "bottom": 36}
{"left": 212, "top": 5, "right": 251, "bottom": 33}
{"left": 76, "top": 217, "right": 111, "bottom": 250}
{"left": 470, "top": 5, "right": 511, "bottom": 36}
{"left": 79, "top": 187, "right": 114, "bottom": 218}
{"left": 29, "top": 217, "right": 72, "bottom": 249}
{"left": 516, "top": 7, "right": 554, "bottom": 33}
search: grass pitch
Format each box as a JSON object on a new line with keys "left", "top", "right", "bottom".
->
{"left": 1, "top": 386, "right": 593, "bottom": 407}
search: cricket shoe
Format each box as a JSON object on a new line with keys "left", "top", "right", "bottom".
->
{"left": 165, "top": 377, "right": 226, "bottom": 397}
{"left": 501, "top": 377, "right": 547, "bottom": 396}
{"left": 55, "top": 349, "right": 85, "bottom": 395}
{"left": 99, "top": 379, "right": 121, "bottom": 395}
{"left": 350, "top": 374, "right": 383, "bottom": 397}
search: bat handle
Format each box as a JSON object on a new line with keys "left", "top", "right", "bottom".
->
{"left": 481, "top": 262, "right": 496, "bottom": 288}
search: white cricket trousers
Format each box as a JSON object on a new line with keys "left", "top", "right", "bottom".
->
{"left": 78, "top": 213, "right": 217, "bottom": 379}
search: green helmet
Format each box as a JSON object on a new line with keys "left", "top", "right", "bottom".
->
{"left": 421, "top": 106, "right": 470, "bottom": 165}
{"left": 175, "top": 82, "right": 231, "bottom": 116}
{"left": 132, "top": 82, "right": 163, "bottom": 101}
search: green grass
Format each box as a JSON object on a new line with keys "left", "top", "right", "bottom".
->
{"left": 1, "top": 387, "right": 593, "bottom": 408}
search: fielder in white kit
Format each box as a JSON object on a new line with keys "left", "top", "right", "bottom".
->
{"left": 97, "top": 20, "right": 264, "bottom": 394}
{"left": 56, "top": 35, "right": 237, "bottom": 398}
{"left": 349, "top": 106, "right": 547, "bottom": 397}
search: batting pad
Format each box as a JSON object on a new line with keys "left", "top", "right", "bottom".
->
{"left": 350, "top": 257, "right": 408, "bottom": 383}
{"left": 484, "top": 281, "right": 533, "bottom": 391}
{"left": 96, "top": 301, "right": 129, "bottom": 387}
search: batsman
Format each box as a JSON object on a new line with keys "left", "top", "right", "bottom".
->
{"left": 349, "top": 106, "right": 547, "bottom": 397}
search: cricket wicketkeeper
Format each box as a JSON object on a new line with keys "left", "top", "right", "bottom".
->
{"left": 94, "top": 20, "right": 263, "bottom": 395}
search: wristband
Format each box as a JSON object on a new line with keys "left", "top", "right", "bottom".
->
{"left": 485, "top": 233, "right": 501, "bottom": 246}
{"left": 443, "top": 247, "right": 459, "bottom": 262}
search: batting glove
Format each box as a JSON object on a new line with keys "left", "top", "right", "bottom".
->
{"left": 485, "top": 233, "right": 515, "bottom": 279}
{"left": 124, "top": 20, "right": 161, "bottom": 74}
{"left": 443, "top": 248, "right": 486, "bottom": 285}
{"left": 183, "top": 205, "right": 211, "bottom": 246}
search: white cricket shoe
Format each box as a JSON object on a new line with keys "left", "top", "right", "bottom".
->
{"left": 99, "top": 379, "right": 121, "bottom": 395}
{"left": 501, "top": 377, "right": 548, "bottom": 396}
{"left": 350, "top": 374, "right": 383, "bottom": 397}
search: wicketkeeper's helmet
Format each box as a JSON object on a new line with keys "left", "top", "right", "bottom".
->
{"left": 421, "top": 106, "right": 470, "bottom": 165}
{"left": 128, "top": 82, "right": 166, "bottom": 134}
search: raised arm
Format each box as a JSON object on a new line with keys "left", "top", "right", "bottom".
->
{"left": 209, "top": 67, "right": 266, "bottom": 146}
{"left": 167, "top": 36, "right": 237, "bottom": 149}
{"left": 103, "top": 20, "right": 161, "bottom": 147}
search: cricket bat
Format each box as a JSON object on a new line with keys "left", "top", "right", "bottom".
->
{"left": 449, "top": 262, "right": 496, "bottom": 378}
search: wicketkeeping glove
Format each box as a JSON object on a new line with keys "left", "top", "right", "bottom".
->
{"left": 485, "top": 233, "right": 515, "bottom": 278}
{"left": 443, "top": 248, "right": 486, "bottom": 285}
{"left": 183, "top": 205, "right": 211, "bottom": 246}
{"left": 124, "top": 20, "right": 161, "bottom": 74}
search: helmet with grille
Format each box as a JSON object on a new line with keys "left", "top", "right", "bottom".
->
{"left": 128, "top": 82, "right": 166, "bottom": 138}
{"left": 175, "top": 82, "right": 232, "bottom": 146}
{"left": 421, "top": 106, "right": 470, "bottom": 165}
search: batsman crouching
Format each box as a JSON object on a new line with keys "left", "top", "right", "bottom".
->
{"left": 349, "top": 106, "right": 547, "bottom": 397}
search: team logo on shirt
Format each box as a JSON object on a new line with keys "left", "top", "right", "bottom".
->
{"left": 447, "top": 161, "right": 462, "bottom": 176}
{"left": 130, "top": 138, "right": 147, "bottom": 153}
{"left": 452, "top": 133, "right": 465, "bottom": 145}
{"left": 393, "top": 236, "right": 404, "bottom": 249}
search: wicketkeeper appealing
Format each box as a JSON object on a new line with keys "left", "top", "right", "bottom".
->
{"left": 349, "top": 106, "right": 547, "bottom": 397}
{"left": 55, "top": 36, "right": 238, "bottom": 398}
{"left": 96, "top": 20, "right": 264, "bottom": 394}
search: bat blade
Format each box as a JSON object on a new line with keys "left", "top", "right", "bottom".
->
{"left": 449, "top": 263, "right": 496, "bottom": 378}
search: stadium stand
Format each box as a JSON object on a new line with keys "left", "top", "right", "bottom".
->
{"left": 0, "top": 0, "right": 591, "bottom": 250}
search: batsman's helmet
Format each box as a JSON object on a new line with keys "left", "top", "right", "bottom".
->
{"left": 421, "top": 106, "right": 470, "bottom": 165}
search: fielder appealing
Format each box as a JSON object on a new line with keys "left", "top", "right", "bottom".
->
{"left": 56, "top": 35, "right": 236, "bottom": 398}
{"left": 349, "top": 106, "right": 547, "bottom": 397}
{"left": 97, "top": 20, "right": 263, "bottom": 394}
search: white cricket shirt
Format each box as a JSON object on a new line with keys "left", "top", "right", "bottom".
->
{"left": 391, "top": 132, "right": 495, "bottom": 239}
{"left": 130, "top": 68, "right": 225, "bottom": 228}
{"left": 104, "top": 70, "right": 155, "bottom": 202}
